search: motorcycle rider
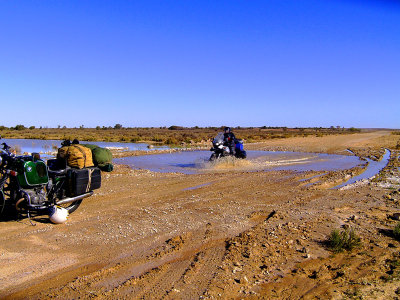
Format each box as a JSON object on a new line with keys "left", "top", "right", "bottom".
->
{"left": 223, "top": 127, "right": 236, "bottom": 155}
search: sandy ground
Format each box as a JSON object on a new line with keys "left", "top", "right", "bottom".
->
{"left": 1, "top": 131, "right": 400, "bottom": 299}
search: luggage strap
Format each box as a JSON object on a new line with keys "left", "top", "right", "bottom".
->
{"left": 86, "top": 168, "right": 94, "bottom": 192}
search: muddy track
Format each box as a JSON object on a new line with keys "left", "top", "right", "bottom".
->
{"left": 34, "top": 222, "right": 230, "bottom": 299}
{"left": 2, "top": 132, "right": 400, "bottom": 299}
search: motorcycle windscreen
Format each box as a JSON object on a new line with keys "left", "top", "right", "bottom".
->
{"left": 213, "top": 132, "right": 225, "bottom": 144}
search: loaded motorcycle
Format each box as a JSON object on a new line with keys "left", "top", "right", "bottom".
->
{"left": 0, "top": 137, "right": 101, "bottom": 224}
{"left": 209, "top": 132, "right": 247, "bottom": 161}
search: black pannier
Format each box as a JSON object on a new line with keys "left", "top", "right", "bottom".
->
{"left": 67, "top": 167, "right": 101, "bottom": 197}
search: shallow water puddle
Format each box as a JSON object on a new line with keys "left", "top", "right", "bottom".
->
{"left": 334, "top": 149, "right": 391, "bottom": 189}
{"left": 115, "top": 150, "right": 362, "bottom": 174}
{"left": 183, "top": 182, "right": 213, "bottom": 191}
{"left": 0, "top": 138, "right": 168, "bottom": 155}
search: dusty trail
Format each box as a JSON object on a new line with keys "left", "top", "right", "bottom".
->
{"left": 1, "top": 131, "right": 400, "bottom": 299}
{"left": 246, "top": 130, "right": 395, "bottom": 153}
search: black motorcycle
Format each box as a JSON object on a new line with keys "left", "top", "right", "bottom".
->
{"left": 209, "top": 132, "right": 247, "bottom": 161}
{"left": 0, "top": 137, "right": 101, "bottom": 223}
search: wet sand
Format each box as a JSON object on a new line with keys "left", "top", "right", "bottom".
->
{"left": 1, "top": 131, "right": 400, "bottom": 299}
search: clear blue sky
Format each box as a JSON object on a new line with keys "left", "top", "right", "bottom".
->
{"left": 0, "top": 0, "right": 399, "bottom": 128}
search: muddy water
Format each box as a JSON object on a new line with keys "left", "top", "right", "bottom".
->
{"left": 115, "top": 150, "right": 362, "bottom": 174}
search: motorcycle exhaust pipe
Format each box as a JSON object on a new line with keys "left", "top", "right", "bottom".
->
{"left": 56, "top": 191, "right": 93, "bottom": 205}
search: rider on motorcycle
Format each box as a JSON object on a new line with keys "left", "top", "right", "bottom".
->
{"left": 223, "top": 127, "right": 236, "bottom": 155}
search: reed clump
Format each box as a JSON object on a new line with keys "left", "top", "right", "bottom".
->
{"left": 328, "top": 227, "right": 361, "bottom": 253}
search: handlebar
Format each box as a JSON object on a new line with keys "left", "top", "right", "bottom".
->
{"left": 0, "top": 136, "right": 9, "bottom": 151}
{"left": 1, "top": 142, "right": 12, "bottom": 154}
{"left": 2, "top": 143, "right": 10, "bottom": 151}
{"left": 0, "top": 142, "right": 15, "bottom": 160}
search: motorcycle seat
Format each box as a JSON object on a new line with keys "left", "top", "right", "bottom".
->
{"left": 47, "top": 158, "right": 69, "bottom": 177}
{"left": 48, "top": 169, "right": 67, "bottom": 177}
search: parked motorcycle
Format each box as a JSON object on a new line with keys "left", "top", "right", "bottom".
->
{"left": 209, "top": 132, "right": 247, "bottom": 161}
{"left": 0, "top": 136, "right": 101, "bottom": 224}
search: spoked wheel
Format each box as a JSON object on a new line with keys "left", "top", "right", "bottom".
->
{"left": 209, "top": 153, "right": 218, "bottom": 161}
{"left": 0, "top": 190, "right": 5, "bottom": 216}
{"left": 0, "top": 178, "right": 14, "bottom": 218}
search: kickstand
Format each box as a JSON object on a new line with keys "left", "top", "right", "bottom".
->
{"left": 27, "top": 210, "right": 36, "bottom": 226}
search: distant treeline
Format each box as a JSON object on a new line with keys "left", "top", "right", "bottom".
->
{"left": 0, "top": 125, "right": 367, "bottom": 146}
{"left": 1, "top": 124, "right": 362, "bottom": 131}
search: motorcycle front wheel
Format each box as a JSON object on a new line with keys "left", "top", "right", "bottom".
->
{"left": 209, "top": 153, "right": 218, "bottom": 161}
{"left": 0, "top": 190, "right": 5, "bottom": 216}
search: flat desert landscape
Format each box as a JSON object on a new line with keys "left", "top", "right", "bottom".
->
{"left": 1, "top": 130, "right": 400, "bottom": 299}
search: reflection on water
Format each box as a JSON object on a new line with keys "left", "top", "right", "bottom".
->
{"left": 115, "top": 150, "right": 362, "bottom": 175}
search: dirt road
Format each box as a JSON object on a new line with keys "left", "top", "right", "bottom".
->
{"left": 246, "top": 130, "right": 396, "bottom": 153}
{"left": 1, "top": 131, "right": 400, "bottom": 299}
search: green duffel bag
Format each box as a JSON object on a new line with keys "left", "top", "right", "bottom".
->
{"left": 98, "top": 163, "right": 114, "bottom": 172}
{"left": 82, "top": 144, "right": 114, "bottom": 172}
{"left": 82, "top": 144, "right": 98, "bottom": 151}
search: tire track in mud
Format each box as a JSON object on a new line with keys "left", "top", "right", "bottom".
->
{"left": 109, "top": 260, "right": 192, "bottom": 299}
{"left": 29, "top": 212, "right": 284, "bottom": 299}
{"left": 101, "top": 224, "right": 227, "bottom": 299}
{"left": 101, "top": 233, "right": 193, "bottom": 299}
{"left": 38, "top": 223, "right": 226, "bottom": 299}
{"left": 167, "top": 245, "right": 226, "bottom": 299}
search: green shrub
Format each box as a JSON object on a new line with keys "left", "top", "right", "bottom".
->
{"left": 14, "top": 124, "right": 26, "bottom": 130}
{"left": 168, "top": 125, "right": 184, "bottom": 130}
{"left": 328, "top": 228, "right": 361, "bottom": 252}
{"left": 394, "top": 222, "right": 400, "bottom": 241}
{"left": 152, "top": 136, "right": 164, "bottom": 142}
{"left": 347, "top": 127, "right": 361, "bottom": 133}
{"left": 165, "top": 137, "right": 178, "bottom": 145}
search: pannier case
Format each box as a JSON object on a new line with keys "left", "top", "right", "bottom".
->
{"left": 67, "top": 167, "right": 101, "bottom": 197}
